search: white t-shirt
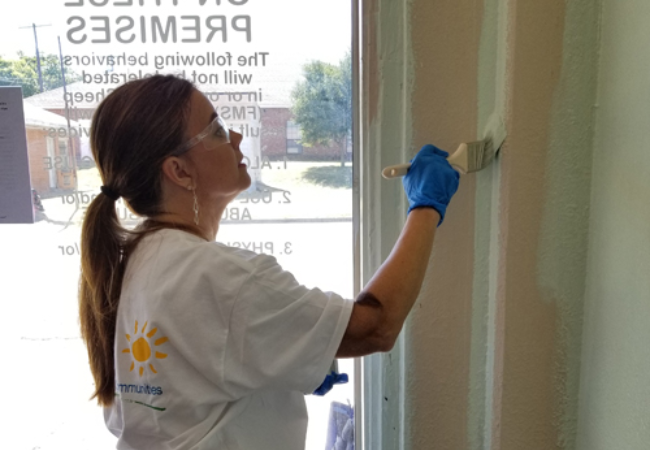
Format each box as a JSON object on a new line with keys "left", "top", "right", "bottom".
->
{"left": 104, "top": 229, "right": 354, "bottom": 450}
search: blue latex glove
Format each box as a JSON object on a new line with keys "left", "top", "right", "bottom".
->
{"left": 313, "top": 370, "right": 349, "bottom": 396}
{"left": 402, "top": 144, "right": 460, "bottom": 225}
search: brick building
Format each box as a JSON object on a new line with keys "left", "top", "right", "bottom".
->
{"left": 23, "top": 102, "right": 81, "bottom": 195}
{"left": 261, "top": 107, "right": 351, "bottom": 162}
{"left": 25, "top": 68, "right": 349, "bottom": 166}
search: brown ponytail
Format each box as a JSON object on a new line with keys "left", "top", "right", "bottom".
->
{"left": 79, "top": 75, "right": 196, "bottom": 406}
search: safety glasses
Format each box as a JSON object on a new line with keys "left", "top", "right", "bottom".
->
{"left": 172, "top": 116, "right": 231, "bottom": 155}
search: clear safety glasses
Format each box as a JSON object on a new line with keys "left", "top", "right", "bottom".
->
{"left": 172, "top": 116, "right": 231, "bottom": 155}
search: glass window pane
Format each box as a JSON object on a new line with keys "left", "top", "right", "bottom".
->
{"left": 1, "top": 1, "right": 354, "bottom": 449}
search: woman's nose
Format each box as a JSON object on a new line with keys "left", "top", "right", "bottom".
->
{"left": 230, "top": 130, "right": 243, "bottom": 148}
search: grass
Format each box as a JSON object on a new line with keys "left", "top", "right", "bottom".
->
{"left": 300, "top": 165, "right": 352, "bottom": 189}
{"left": 76, "top": 162, "right": 355, "bottom": 192}
{"left": 42, "top": 161, "right": 354, "bottom": 224}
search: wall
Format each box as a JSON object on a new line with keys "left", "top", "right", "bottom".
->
{"left": 26, "top": 129, "right": 80, "bottom": 194}
{"left": 495, "top": 1, "right": 600, "bottom": 449}
{"left": 576, "top": 1, "right": 650, "bottom": 448}
{"left": 364, "top": 0, "right": 604, "bottom": 448}
{"left": 27, "top": 128, "right": 51, "bottom": 193}
{"left": 406, "top": 0, "right": 480, "bottom": 448}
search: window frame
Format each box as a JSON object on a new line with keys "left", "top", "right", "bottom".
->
{"left": 355, "top": 0, "right": 412, "bottom": 449}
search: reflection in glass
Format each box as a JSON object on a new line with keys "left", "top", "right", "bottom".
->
{"left": 1, "top": 1, "right": 353, "bottom": 448}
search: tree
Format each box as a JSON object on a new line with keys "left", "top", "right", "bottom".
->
{"left": 291, "top": 52, "right": 352, "bottom": 166}
{"left": 0, "top": 52, "right": 79, "bottom": 98}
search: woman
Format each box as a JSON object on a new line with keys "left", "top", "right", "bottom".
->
{"left": 79, "top": 74, "right": 459, "bottom": 450}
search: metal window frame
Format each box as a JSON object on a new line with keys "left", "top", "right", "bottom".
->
{"left": 353, "top": 1, "right": 412, "bottom": 449}
{"left": 351, "top": 0, "right": 363, "bottom": 446}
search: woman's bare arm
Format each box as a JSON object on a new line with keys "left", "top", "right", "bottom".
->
{"left": 336, "top": 207, "right": 439, "bottom": 357}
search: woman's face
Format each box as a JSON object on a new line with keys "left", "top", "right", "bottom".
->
{"left": 183, "top": 89, "right": 251, "bottom": 200}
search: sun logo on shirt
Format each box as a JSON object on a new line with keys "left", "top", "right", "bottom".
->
{"left": 122, "top": 320, "right": 169, "bottom": 377}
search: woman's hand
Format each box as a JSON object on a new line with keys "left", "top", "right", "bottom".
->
{"left": 402, "top": 144, "right": 460, "bottom": 225}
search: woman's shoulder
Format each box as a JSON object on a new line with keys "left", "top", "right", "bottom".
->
{"left": 123, "top": 228, "right": 270, "bottom": 298}
{"left": 213, "top": 241, "right": 277, "bottom": 266}
{"left": 149, "top": 228, "right": 278, "bottom": 275}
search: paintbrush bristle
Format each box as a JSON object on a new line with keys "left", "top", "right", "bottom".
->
{"left": 465, "top": 140, "right": 488, "bottom": 173}
{"left": 465, "top": 115, "right": 507, "bottom": 173}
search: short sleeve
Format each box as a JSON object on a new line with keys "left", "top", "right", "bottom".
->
{"left": 222, "top": 253, "right": 353, "bottom": 398}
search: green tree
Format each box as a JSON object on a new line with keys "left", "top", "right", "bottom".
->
{"left": 0, "top": 52, "right": 79, "bottom": 98}
{"left": 0, "top": 56, "right": 29, "bottom": 92}
{"left": 291, "top": 52, "right": 352, "bottom": 166}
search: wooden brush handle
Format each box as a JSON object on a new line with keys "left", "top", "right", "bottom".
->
{"left": 381, "top": 163, "right": 411, "bottom": 179}
{"left": 446, "top": 143, "right": 468, "bottom": 174}
{"left": 381, "top": 144, "right": 468, "bottom": 179}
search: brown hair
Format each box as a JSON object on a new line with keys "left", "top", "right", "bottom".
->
{"left": 79, "top": 75, "right": 197, "bottom": 406}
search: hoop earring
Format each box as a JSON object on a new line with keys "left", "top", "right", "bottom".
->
{"left": 188, "top": 185, "right": 199, "bottom": 226}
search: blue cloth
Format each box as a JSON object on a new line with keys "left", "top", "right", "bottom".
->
{"left": 402, "top": 144, "right": 460, "bottom": 225}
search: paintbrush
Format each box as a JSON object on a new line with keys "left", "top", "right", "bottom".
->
{"left": 382, "top": 113, "right": 507, "bottom": 178}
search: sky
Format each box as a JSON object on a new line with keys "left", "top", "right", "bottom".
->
{"left": 0, "top": 0, "right": 352, "bottom": 74}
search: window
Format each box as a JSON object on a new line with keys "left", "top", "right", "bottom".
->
{"left": 286, "top": 120, "right": 303, "bottom": 154}
{"left": 1, "top": 1, "right": 356, "bottom": 449}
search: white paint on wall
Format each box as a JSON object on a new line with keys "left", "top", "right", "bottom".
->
{"left": 470, "top": 0, "right": 509, "bottom": 448}
{"left": 576, "top": 1, "right": 650, "bottom": 448}
{"left": 536, "top": 0, "right": 601, "bottom": 447}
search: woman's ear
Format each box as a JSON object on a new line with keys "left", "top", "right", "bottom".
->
{"left": 161, "top": 156, "right": 195, "bottom": 189}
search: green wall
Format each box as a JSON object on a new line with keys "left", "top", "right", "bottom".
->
{"left": 576, "top": 1, "right": 650, "bottom": 448}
